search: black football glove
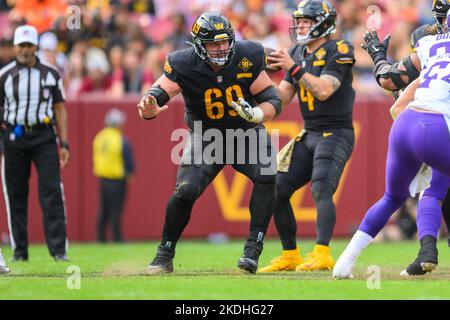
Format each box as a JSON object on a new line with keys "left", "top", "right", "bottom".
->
{"left": 361, "top": 30, "right": 391, "bottom": 65}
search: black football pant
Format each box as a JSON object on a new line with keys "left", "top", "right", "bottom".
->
{"left": 1, "top": 127, "right": 67, "bottom": 259}
{"left": 275, "top": 128, "right": 354, "bottom": 249}
{"left": 160, "top": 125, "right": 276, "bottom": 251}
{"left": 97, "top": 178, "right": 127, "bottom": 242}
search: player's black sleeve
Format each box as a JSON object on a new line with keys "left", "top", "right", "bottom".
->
{"left": 162, "top": 54, "right": 180, "bottom": 83}
{"left": 321, "top": 41, "right": 355, "bottom": 83}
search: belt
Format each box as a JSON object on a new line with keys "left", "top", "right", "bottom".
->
{"left": 6, "top": 123, "right": 51, "bottom": 133}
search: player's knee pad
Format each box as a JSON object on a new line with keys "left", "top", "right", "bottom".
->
{"left": 174, "top": 182, "right": 201, "bottom": 202}
{"left": 311, "top": 181, "right": 334, "bottom": 203}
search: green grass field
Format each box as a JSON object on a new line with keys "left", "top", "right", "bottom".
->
{"left": 1, "top": 239, "right": 450, "bottom": 300}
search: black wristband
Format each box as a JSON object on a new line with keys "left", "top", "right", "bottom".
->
{"left": 60, "top": 141, "right": 70, "bottom": 151}
{"left": 288, "top": 63, "right": 307, "bottom": 81}
{"left": 142, "top": 115, "right": 156, "bottom": 120}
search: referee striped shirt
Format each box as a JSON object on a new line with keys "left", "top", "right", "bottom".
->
{"left": 0, "top": 57, "right": 65, "bottom": 126}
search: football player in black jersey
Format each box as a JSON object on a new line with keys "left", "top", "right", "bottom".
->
{"left": 364, "top": 1, "right": 450, "bottom": 235}
{"left": 258, "top": 0, "right": 356, "bottom": 272}
{"left": 137, "top": 12, "right": 282, "bottom": 274}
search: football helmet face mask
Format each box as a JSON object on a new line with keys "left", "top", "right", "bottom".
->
{"left": 432, "top": 0, "right": 450, "bottom": 33}
{"left": 191, "top": 12, "right": 236, "bottom": 66}
{"left": 289, "top": 0, "right": 337, "bottom": 45}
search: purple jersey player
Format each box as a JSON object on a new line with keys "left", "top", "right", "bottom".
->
{"left": 333, "top": 9, "right": 450, "bottom": 278}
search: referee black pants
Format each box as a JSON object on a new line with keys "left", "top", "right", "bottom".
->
{"left": 1, "top": 127, "right": 67, "bottom": 259}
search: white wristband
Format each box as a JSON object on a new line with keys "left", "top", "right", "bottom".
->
{"left": 250, "top": 107, "right": 264, "bottom": 123}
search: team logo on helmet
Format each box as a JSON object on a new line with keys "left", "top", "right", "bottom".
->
{"left": 190, "top": 12, "right": 236, "bottom": 66}
{"left": 290, "top": 0, "right": 337, "bottom": 45}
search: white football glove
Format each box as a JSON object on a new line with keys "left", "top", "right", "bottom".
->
{"left": 231, "top": 97, "right": 264, "bottom": 123}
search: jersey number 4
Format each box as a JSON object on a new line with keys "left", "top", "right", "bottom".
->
{"left": 300, "top": 84, "right": 315, "bottom": 111}
{"left": 204, "top": 85, "right": 244, "bottom": 119}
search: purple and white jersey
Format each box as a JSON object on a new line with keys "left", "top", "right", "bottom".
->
{"left": 408, "top": 33, "right": 450, "bottom": 117}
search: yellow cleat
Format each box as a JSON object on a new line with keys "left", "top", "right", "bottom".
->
{"left": 257, "top": 248, "right": 303, "bottom": 273}
{"left": 296, "top": 244, "right": 335, "bottom": 271}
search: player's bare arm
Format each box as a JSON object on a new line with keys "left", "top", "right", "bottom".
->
{"left": 298, "top": 73, "right": 341, "bottom": 101}
{"left": 390, "top": 78, "right": 420, "bottom": 119}
{"left": 137, "top": 74, "right": 182, "bottom": 120}
{"left": 268, "top": 48, "right": 341, "bottom": 101}
{"left": 276, "top": 80, "right": 296, "bottom": 108}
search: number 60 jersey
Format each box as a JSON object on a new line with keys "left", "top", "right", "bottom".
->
{"left": 409, "top": 33, "right": 450, "bottom": 117}
{"left": 163, "top": 40, "right": 267, "bottom": 130}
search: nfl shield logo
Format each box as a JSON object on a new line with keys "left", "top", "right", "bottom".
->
{"left": 217, "top": 75, "right": 223, "bottom": 83}
{"left": 43, "top": 88, "right": 50, "bottom": 99}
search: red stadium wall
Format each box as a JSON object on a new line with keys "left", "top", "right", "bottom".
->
{"left": 0, "top": 94, "right": 394, "bottom": 243}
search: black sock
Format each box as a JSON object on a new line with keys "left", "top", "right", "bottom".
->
{"left": 160, "top": 194, "right": 194, "bottom": 251}
{"left": 249, "top": 182, "right": 275, "bottom": 243}
{"left": 420, "top": 235, "right": 437, "bottom": 249}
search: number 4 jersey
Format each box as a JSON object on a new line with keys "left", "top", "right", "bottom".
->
{"left": 409, "top": 33, "right": 450, "bottom": 117}
{"left": 163, "top": 41, "right": 267, "bottom": 130}
{"left": 284, "top": 39, "right": 355, "bottom": 131}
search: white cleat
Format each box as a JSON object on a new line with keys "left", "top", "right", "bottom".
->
{"left": 0, "top": 249, "right": 9, "bottom": 274}
{"left": 332, "top": 255, "right": 355, "bottom": 279}
{"left": 0, "top": 265, "right": 10, "bottom": 274}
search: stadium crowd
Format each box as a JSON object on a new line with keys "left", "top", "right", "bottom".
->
{"left": 0, "top": 0, "right": 437, "bottom": 99}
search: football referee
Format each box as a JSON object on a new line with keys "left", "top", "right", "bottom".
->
{"left": 0, "top": 25, "right": 70, "bottom": 261}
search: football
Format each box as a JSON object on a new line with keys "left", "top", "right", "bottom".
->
{"left": 264, "top": 47, "right": 282, "bottom": 73}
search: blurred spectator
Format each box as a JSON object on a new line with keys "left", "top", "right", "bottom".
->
{"left": 0, "top": 38, "right": 14, "bottom": 68}
{"left": 93, "top": 108, "right": 134, "bottom": 243}
{"left": 108, "top": 45, "right": 123, "bottom": 74}
{"left": 111, "top": 48, "right": 153, "bottom": 97}
{"left": 0, "top": 0, "right": 430, "bottom": 99}
{"left": 242, "top": 12, "right": 282, "bottom": 49}
{"left": 127, "top": 0, "right": 156, "bottom": 15}
{"left": 106, "top": 3, "right": 129, "bottom": 49}
{"left": 78, "top": 47, "right": 112, "bottom": 94}
{"left": 13, "top": 0, "right": 67, "bottom": 33}
{"left": 65, "top": 51, "right": 86, "bottom": 98}
{"left": 165, "top": 13, "right": 191, "bottom": 52}
{"left": 0, "top": 0, "right": 12, "bottom": 11}
{"left": 37, "top": 32, "right": 67, "bottom": 76}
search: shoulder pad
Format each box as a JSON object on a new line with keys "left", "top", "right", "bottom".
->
{"left": 166, "top": 47, "right": 196, "bottom": 72}
{"left": 235, "top": 40, "right": 264, "bottom": 56}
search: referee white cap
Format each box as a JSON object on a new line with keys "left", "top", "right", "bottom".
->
{"left": 14, "top": 25, "right": 38, "bottom": 46}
